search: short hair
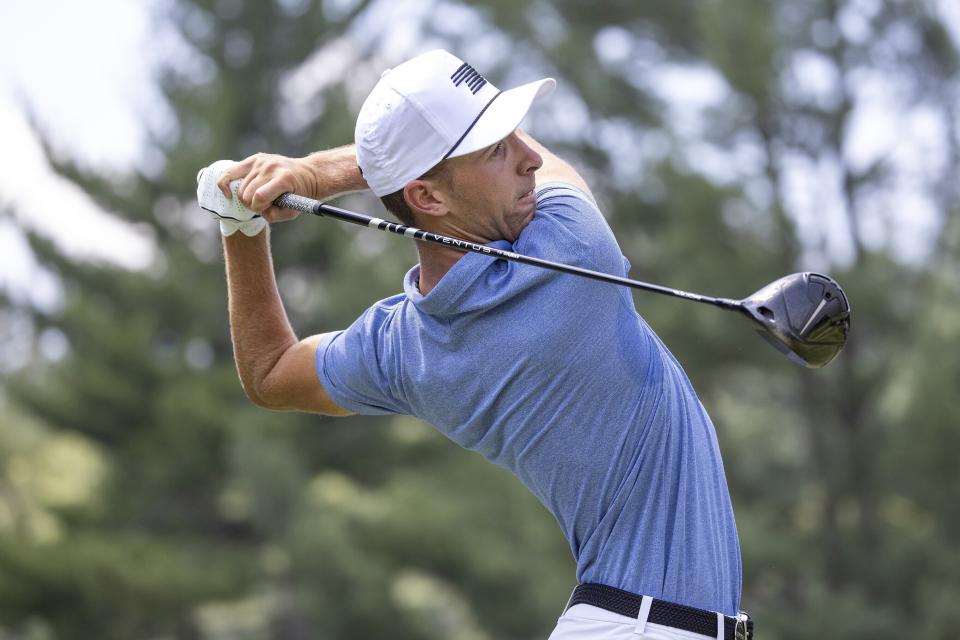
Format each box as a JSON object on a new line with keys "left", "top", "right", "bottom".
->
{"left": 379, "top": 160, "right": 450, "bottom": 227}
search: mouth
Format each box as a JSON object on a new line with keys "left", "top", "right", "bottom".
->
{"left": 518, "top": 188, "right": 536, "bottom": 203}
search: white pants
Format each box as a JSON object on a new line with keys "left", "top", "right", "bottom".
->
{"left": 548, "top": 604, "right": 720, "bottom": 640}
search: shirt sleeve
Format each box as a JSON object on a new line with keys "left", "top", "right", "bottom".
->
{"left": 314, "top": 301, "right": 410, "bottom": 416}
{"left": 535, "top": 181, "right": 599, "bottom": 209}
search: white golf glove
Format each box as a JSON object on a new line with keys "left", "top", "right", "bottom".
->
{"left": 196, "top": 160, "right": 268, "bottom": 237}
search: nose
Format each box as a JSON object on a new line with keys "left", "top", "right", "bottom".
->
{"left": 513, "top": 132, "right": 542, "bottom": 175}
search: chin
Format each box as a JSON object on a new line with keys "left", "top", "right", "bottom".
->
{"left": 521, "top": 205, "right": 537, "bottom": 226}
{"left": 508, "top": 210, "right": 536, "bottom": 241}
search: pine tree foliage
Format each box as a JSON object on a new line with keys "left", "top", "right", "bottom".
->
{"left": 1, "top": 1, "right": 957, "bottom": 638}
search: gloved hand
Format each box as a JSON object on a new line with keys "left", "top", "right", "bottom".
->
{"left": 196, "top": 160, "right": 268, "bottom": 237}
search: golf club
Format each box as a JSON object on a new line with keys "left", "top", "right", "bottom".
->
{"left": 268, "top": 193, "right": 850, "bottom": 368}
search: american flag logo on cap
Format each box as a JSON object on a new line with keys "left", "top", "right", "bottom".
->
{"left": 450, "top": 62, "right": 487, "bottom": 95}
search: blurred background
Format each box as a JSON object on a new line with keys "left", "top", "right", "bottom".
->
{"left": 1, "top": 0, "right": 958, "bottom": 638}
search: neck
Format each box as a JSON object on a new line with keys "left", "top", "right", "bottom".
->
{"left": 411, "top": 215, "right": 491, "bottom": 295}
{"left": 414, "top": 241, "right": 467, "bottom": 295}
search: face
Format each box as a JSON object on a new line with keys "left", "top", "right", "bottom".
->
{"left": 424, "top": 130, "right": 543, "bottom": 243}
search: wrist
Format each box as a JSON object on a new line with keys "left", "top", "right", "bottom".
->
{"left": 302, "top": 145, "right": 367, "bottom": 200}
{"left": 223, "top": 222, "right": 270, "bottom": 247}
{"left": 298, "top": 156, "right": 323, "bottom": 201}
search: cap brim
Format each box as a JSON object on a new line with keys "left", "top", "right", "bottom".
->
{"left": 448, "top": 78, "right": 555, "bottom": 159}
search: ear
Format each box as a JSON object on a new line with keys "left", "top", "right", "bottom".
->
{"left": 403, "top": 178, "right": 451, "bottom": 219}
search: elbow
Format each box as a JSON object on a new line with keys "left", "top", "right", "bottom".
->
{"left": 247, "top": 393, "right": 281, "bottom": 411}
{"left": 235, "top": 345, "right": 353, "bottom": 416}
{"left": 240, "top": 375, "right": 350, "bottom": 417}
{"left": 239, "top": 377, "right": 286, "bottom": 411}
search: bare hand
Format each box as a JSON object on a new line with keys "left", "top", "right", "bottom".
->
{"left": 215, "top": 153, "right": 315, "bottom": 223}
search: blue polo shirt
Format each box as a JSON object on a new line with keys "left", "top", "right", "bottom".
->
{"left": 315, "top": 182, "right": 742, "bottom": 615}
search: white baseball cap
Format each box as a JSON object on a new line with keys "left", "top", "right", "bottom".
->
{"left": 355, "top": 49, "right": 555, "bottom": 197}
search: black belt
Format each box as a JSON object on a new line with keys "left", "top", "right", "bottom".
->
{"left": 566, "top": 583, "right": 753, "bottom": 640}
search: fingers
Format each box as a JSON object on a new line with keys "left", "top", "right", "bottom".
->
{"left": 244, "top": 175, "right": 287, "bottom": 212}
{"left": 238, "top": 173, "right": 270, "bottom": 210}
{"left": 237, "top": 155, "right": 274, "bottom": 208}
{"left": 215, "top": 157, "right": 254, "bottom": 198}
{"left": 212, "top": 153, "right": 304, "bottom": 222}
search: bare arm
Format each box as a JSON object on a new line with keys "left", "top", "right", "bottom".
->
{"left": 212, "top": 145, "right": 365, "bottom": 415}
{"left": 517, "top": 130, "right": 595, "bottom": 200}
{"left": 224, "top": 228, "right": 352, "bottom": 416}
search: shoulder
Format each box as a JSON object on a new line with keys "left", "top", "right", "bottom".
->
{"left": 520, "top": 181, "right": 623, "bottom": 273}
{"left": 314, "top": 293, "right": 410, "bottom": 416}
{"left": 320, "top": 293, "right": 407, "bottom": 358}
{"left": 351, "top": 293, "right": 408, "bottom": 336}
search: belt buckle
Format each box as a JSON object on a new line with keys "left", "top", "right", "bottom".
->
{"left": 735, "top": 611, "right": 750, "bottom": 640}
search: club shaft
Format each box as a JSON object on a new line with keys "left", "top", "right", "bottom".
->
{"left": 274, "top": 193, "right": 742, "bottom": 311}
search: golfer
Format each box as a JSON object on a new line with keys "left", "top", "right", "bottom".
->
{"left": 198, "top": 50, "right": 751, "bottom": 640}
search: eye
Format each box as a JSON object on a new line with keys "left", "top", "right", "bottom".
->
{"left": 491, "top": 141, "right": 505, "bottom": 157}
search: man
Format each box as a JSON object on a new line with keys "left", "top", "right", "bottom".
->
{"left": 197, "top": 50, "right": 749, "bottom": 639}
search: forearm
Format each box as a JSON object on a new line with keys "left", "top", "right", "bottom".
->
{"left": 301, "top": 144, "right": 368, "bottom": 200}
{"left": 223, "top": 228, "right": 297, "bottom": 405}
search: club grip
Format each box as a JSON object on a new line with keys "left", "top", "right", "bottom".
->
{"left": 274, "top": 193, "right": 322, "bottom": 216}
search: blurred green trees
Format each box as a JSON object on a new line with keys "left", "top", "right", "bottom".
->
{"left": 1, "top": 0, "right": 958, "bottom": 639}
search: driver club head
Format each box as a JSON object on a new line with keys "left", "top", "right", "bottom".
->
{"left": 739, "top": 272, "right": 851, "bottom": 368}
